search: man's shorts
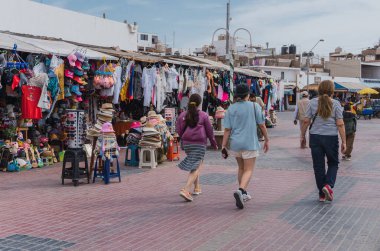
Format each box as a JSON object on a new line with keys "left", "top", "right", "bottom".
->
{"left": 231, "top": 150, "right": 259, "bottom": 159}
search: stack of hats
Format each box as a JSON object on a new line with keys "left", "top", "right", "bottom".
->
{"left": 95, "top": 122, "right": 119, "bottom": 159}
{"left": 139, "top": 126, "right": 162, "bottom": 148}
{"left": 140, "top": 116, "right": 147, "bottom": 127}
{"left": 215, "top": 106, "right": 225, "bottom": 119}
{"left": 87, "top": 103, "right": 115, "bottom": 137}
{"left": 125, "top": 122, "right": 142, "bottom": 145}
{"left": 147, "top": 111, "right": 160, "bottom": 127}
{"left": 65, "top": 52, "right": 89, "bottom": 103}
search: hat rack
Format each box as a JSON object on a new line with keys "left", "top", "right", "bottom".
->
{"left": 6, "top": 44, "right": 28, "bottom": 69}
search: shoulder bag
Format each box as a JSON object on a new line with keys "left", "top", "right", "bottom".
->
{"left": 309, "top": 113, "right": 318, "bottom": 130}
{"left": 253, "top": 102, "right": 263, "bottom": 139}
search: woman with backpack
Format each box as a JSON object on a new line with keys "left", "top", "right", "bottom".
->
{"left": 176, "top": 93, "right": 218, "bottom": 202}
{"left": 301, "top": 80, "right": 346, "bottom": 203}
{"left": 222, "top": 84, "right": 269, "bottom": 209}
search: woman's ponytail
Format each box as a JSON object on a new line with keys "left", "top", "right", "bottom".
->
{"left": 185, "top": 94, "right": 202, "bottom": 128}
{"left": 317, "top": 80, "right": 334, "bottom": 120}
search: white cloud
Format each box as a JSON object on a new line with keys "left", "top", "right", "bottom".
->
{"left": 230, "top": 0, "right": 380, "bottom": 57}
{"left": 180, "top": 0, "right": 380, "bottom": 57}
{"left": 126, "top": 0, "right": 151, "bottom": 6}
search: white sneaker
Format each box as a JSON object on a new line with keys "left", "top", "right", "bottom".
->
{"left": 243, "top": 193, "right": 252, "bottom": 201}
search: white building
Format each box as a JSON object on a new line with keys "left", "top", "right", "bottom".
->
{"left": 251, "top": 65, "right": 301, "bottom": 85}
{"left": 250, "top": 65, "right": 336, "bottom": 89}
{"left": 137, "top": 32, "right": 161, "bottom": 52}
{"left": 0, "top": 0, "right": 138, "bottom": 51}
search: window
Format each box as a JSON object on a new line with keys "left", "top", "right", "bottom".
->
{"left": 281, "top": 72, "right": 285, "bottom": 80}
{"left": 265, "top": 71, "right": 272, "bottom": 76}
{"left": 152, "top": 36, "right": 158, "bottom": 44}
{"left": 140, "top": 34, "right": 148, "bottom": 41}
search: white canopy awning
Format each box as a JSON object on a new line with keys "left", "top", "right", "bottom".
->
{"left": 0, "top": 32, "right": 117, "bottom": 60}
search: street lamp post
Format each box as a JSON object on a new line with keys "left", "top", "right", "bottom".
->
{"left": 211, "top": 2, "right": 253, "bottom": 101}
{"left": 305, "top": 39, "right": 324, "bottom": 91}
{"left": 211, "top": 27, "right": 253, "bottom": 101}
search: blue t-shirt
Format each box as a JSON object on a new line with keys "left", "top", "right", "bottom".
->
{"left": 223, "top": 101, "right": 265, "bottom": 151}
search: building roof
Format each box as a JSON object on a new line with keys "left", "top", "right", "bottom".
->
{"left": 183, "top": 56, "right": 267, "bottom": 78}
{"left": 251, "top": 65, "right": 301, "bottom": 71}
{"left": 361, "top": 62, "right": 380, "bottom": 67}
{"left": 301, "top": 83, "right": 319, "bottom": 91}
{"left": 0, "top": 31, "right": 117, "bottom": 60}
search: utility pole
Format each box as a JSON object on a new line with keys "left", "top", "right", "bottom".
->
{"left": 226, "top": 0, "right": 230, "bottom": 55}
{"left": 306, "top": 54, "right": 310, "bottom": 91}
{"left": 226, "top": 0, "right": 234, "bottom": 101}
{"left": 173, "top": 31, "right": 175, "bottom": 51}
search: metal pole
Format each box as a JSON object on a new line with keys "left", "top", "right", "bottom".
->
{"left": 226, "top": 0, "right": 230, "bottom": 55}
{"left": 173, "top": 31, "right": 175, "bottom": 50}
{"left": 227, "top": 0, "right": 234, "bottom": 101}
{"left": 307, "top": 53, "right": 310, "bottom": 92}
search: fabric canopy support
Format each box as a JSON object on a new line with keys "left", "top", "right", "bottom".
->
{"left": 0, "top": 32, "right": 117, "bottom": 60}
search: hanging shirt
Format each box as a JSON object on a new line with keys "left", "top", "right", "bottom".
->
{"left": 112, "top": 65, "right": 123, "bottom": 104}
{"left": 167, "top": 66, "right": 179, "bottom": 91}
{"left": 133, "top": 64, "right": 143, "bottom": 100}
{"left": 142, "top": 66, "right": 156, "bottom": 107}
{"left": 22, "top": 85, "right": 42, "bottom": 119}
{"left": 156, "top": 68, "right": 165, "bottom": 112}
{"left": 178, "top": 68, "right": 185, "bottom": 93}
{"left": 55, "top": 63, "right": 65, "bottom": 100}
{"left": 37, "top": 81, "right": 51, "bottom": 110}
{"left": 128, "top": 63, "right": 135, "bottom": 99}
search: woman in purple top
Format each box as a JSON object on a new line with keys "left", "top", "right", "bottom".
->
{"left": 176, "top": 93, "right": 218, "bottom": 202}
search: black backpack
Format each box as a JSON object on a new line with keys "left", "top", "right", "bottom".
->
{"left": 344, "top": 117, "right": 356, "bottom": 135}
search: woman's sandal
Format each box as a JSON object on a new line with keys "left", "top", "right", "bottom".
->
{"left": 180, "top": 189, "right": 193, "bottom": 202}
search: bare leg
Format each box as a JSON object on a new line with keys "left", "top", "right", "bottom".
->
{"left": 194, "top": 174, "right": 200, "bottom": 189}
{"left": 239, "top": 158, "right": 256, "bottom": 190}
{"left": 236, "top": 157, "right": 244, "bottom": 185}
{"left": 184, "top": 164, "right": 203, "bottom": 192}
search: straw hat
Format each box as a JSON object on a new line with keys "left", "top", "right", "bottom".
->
{"left": 101, "top": 103, "right": 113, "bottom": 110}
{"left": 147, "top": 111, "right": 159, "bottom": 119}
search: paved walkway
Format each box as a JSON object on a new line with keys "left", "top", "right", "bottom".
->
{"left": 0, "top": 112, "right": 379, "bottom": 251}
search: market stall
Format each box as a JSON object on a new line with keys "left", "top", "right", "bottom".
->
{"left": 0, "top": 31, "right": 276, "bottom": 176}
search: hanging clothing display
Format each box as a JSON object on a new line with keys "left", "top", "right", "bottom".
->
{"left": 133, "top": 64, "right": 143, "bottom": 101}
{"left": 155, "top": 67, "right": 165, "bottom": 112}
{"left": 167, "top": 66, "right": 179, "bottom": 91}
{"left": 142, "top": 66, "right": 156, "bottom": 107}
{"left": 112, "top": 65, "right": 122, "bottom": 104}
{"left": 21, "top": 85, "right": 42, "bottom": 119}
{"left": 55, "top": 62, "right": 65, "bottom": 100}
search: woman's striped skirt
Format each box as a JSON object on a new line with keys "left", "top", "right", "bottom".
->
{"left": 178, "top": 144, "right": 206, "bottom": 172}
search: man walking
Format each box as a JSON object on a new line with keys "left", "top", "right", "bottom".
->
{"left": 294, "top": 91, "right": 310, "bottom": 148}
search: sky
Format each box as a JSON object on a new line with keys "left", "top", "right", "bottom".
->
{"left": 36, "top": 0, "right": 380, "bottom": 58}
